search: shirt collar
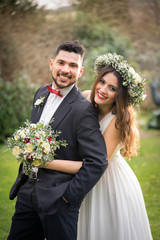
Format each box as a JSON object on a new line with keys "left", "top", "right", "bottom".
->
{"left": 51, "top": 83, "right": 75, "bottom": 97}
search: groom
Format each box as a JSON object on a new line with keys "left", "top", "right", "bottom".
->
{"left": 7, "top": 40, "right": 108, "bottom": 240}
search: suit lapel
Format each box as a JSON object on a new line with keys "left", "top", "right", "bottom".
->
{"left": 31, "top": 85, "right": 50, "bottom": 123}
{"left": 50, "top": 85, "right": 79, "bottom": 130}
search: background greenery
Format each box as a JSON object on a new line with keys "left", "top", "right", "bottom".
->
{"left": 0, "top": 76, "right": 37, "bottom": 142}
{"left": 0, "top": 0, "right": 160, "bottom": 239}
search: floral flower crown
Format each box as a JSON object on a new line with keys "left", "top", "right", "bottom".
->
{"left": 94, "top": 53, "right": 146, "bottom": 106}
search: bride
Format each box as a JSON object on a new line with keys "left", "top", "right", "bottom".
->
{"left": 42, "top": 53, "right": 153, "bottom": 239}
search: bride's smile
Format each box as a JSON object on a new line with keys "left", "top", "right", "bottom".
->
{"left": 94, "top": 72, "right": 118, "bottom": 108}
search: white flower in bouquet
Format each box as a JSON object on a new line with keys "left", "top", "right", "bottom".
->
{"left": 19, "top": 130, "right": 26, "bottom": 139}
{"left": 42, "top": 142, "right": 51, "bottom": 154}
{"left": 6, "top": 120, "right": 67, "bottom": 179}
{"left": 30, "top": 123, "right": 36, "bottom": 128}
{"left": 12, "top": 146, "right": 22, "bottom": 157}
{"left": 14, "top": 135, "right": 19, "bottom": 141}
{"left": 25, "top": 143, "right": 33, "bottom": 153}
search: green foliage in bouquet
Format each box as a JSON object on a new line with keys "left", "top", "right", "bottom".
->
{"left": 6, "top": 120, "right": 67, "bottom": 178}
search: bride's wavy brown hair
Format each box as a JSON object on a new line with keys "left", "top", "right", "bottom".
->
{"left": 90, "top": 65, "right": 139, "bottom": 159}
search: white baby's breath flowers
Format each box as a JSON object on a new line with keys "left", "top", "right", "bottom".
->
{"left": 133, "top": 73, "right": 142, "bottom": 84}
{"left": 94, "top": 53, "right": 147, "bottom": 106}
{"left": 34, "top": 153, "right": 42, "bottom": 159}
{"left": 40, "top": 130, "right": 46, "bottom": 137}
{"left": 19, "top": 130, "right": 26, "bottom": 139}
{"left": 43, "top": 142, "right": 51, "bottom": 154}
{"left": 30, "top": 123, "right": 36, "bottom": 128}
{"left": 128, "top": 67, "right": 135, "bottom": 75}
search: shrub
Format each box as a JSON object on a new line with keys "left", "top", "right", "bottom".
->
{"left": 0, "top": 75, "right": 38, "bottom": 143}
{"left": 147, "top": 109, "right": 160, "bottom": 129}
{"left": 0, "top": 0, "right": 39, "bottom": 13}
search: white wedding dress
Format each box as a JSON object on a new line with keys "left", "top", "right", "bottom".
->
{"left": 77, "top": 112, "right": 153, "bottom": 240}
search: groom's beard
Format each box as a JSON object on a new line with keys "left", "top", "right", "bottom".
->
{"left": 52, "top": 75, "right": 74, "bottom": 89}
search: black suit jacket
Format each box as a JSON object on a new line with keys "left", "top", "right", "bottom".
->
{"left": 10, "top": 84, "right": 108, "bottom": 214}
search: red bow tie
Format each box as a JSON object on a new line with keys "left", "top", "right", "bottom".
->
{"left": 46, "top": 85, "right": 63, "bottom": 97}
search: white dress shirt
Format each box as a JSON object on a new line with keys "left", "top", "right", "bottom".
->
{"left": 39, "top": 84, "right": 74, "bottom": 125}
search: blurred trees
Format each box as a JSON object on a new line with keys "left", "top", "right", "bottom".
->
{"left": 71, "top": 13, "right": 135, "bottom": 89}
{"left": 71, "top": 0, "right": 131, "bottom": 24}
{"left": 70, "top": 0, "right": 160, "bottom": 27}
{"left": 0, "top": 0, "right": 39, "bottom": 12}
{"left": 133, "top": 0, "right": 160, "bottom": 26}
{"left": 0, "top": 0, "right": 42, "bottom": 82}
{"left": 69, "top": 0, "right": 160, "bottom": 88}
{"left": 148, "top": 0, "right": 160, "bottom": 25}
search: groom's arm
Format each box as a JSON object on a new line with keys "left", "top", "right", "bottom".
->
{"left": 63, "top": 103, "right": 108, "bottom": 206}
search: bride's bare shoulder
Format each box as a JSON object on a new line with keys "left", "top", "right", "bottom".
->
{"left": 82, "top": 90, "right": 91, "bottom": 99}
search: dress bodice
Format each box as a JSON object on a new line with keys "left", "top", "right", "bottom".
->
{"left": 86, "top": 93, "right": 115, "bottom": 135}
{"left": 99, "top": 112, "right": 115, "bottom": 135}
{"left": 99, "top": 112, "right": 123, "bottom": 160}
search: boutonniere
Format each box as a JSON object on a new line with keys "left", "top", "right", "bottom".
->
{"left": 34, "top": 96, "right": 45, "bottom": 111}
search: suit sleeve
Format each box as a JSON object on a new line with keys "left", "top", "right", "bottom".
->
{"left": 63, "top": 104, "right": 108, "bottom": 206}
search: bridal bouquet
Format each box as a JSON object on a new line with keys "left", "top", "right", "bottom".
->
{"left": 6, "top": 120, "right": 67, "bottom": 179}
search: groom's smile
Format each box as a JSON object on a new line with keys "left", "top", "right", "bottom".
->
{"left": 49, "top": 50, "right": 84, "bottom": 89}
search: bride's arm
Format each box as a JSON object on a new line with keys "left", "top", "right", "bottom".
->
{"left": 41, "top": 160, "right": 83, "bottom": 174}
{"left": 82, "top": 90, "right": 91, "bottom": 99}
{"left": 103, "top": 116, "right": 121, "bottom": 160}
{"left": 40, "top": 90, "right": 90, "bottom": 175}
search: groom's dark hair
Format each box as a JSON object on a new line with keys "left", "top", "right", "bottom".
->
{"left": 55, "top": 40, "right": 85, "bottom": 60}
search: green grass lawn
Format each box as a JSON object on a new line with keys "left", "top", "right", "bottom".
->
{"left": 0, "top": 146, "right": 19, "bottom": 239}
{"left": 129, "top": 134, "right": 160, "bottom": 239}
{"left": 0, "top": 130, "right": 160, "bottom": 239}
